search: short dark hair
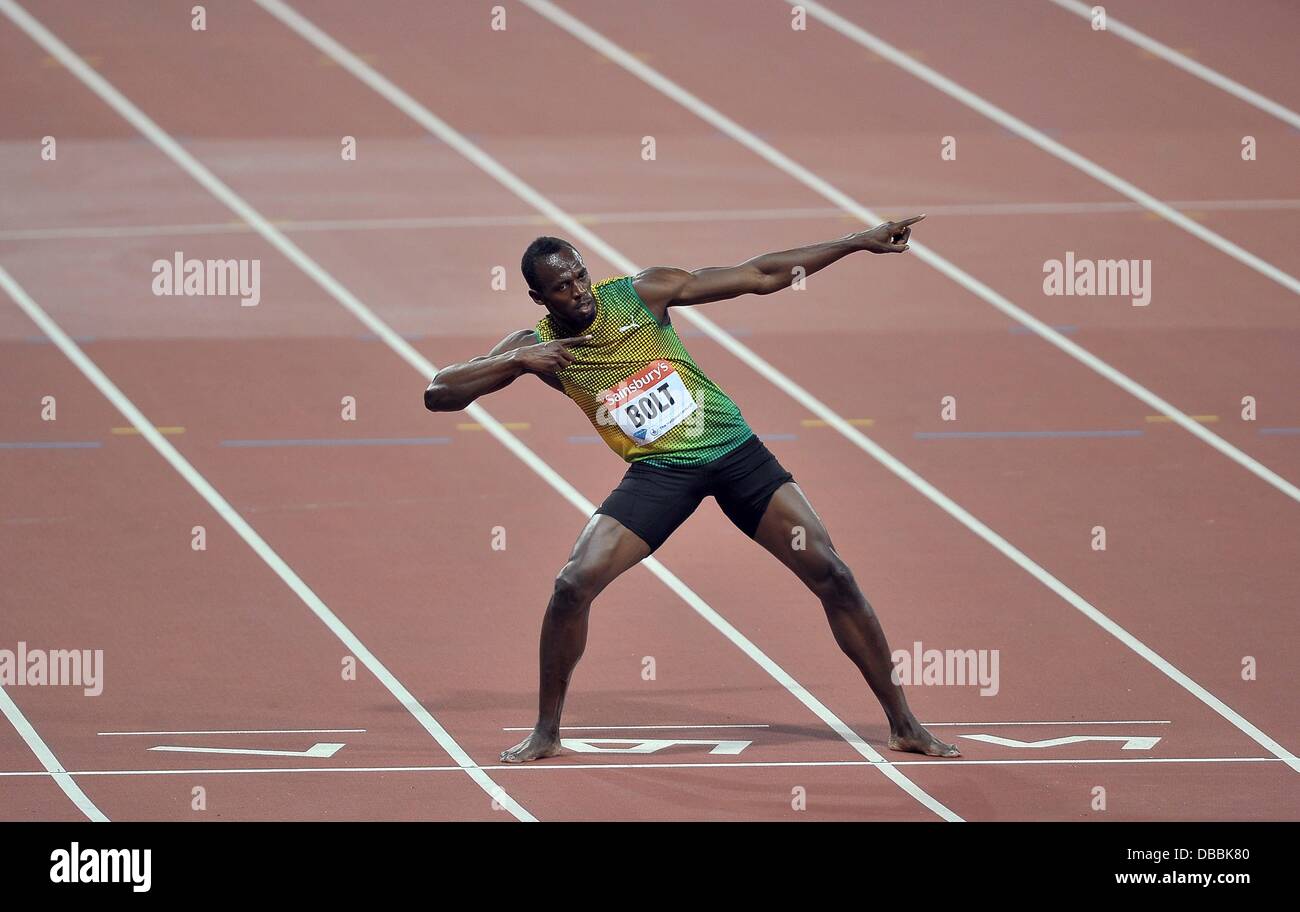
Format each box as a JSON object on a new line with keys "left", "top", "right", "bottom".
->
{"left": 521, "top": 236, "right": 577, "bottom": 292}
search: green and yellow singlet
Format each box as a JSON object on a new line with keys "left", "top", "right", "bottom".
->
{"left": 533, "top": 275, "right": 754, "bottom": 466}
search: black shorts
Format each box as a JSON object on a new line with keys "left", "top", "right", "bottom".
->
{"left": 594, "top": 434, "right": 795, "bottom": 553}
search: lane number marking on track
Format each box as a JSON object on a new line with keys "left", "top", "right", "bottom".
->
{"left": 961, "top": 734, "right": 1162, "bottom": 751}
{"left": 561, "top": 738, "right": 752, "bottom": 756}
{"left": 147, "top": 742, "right": 346, "bottom": 758}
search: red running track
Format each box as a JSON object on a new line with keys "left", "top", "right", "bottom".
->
{"left": 0, "top": 0, "right": 1296, "bottom": 820}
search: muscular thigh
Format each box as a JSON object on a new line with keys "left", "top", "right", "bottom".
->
{"left": 561, "top": 513, "right": 653, "bottom": 596}
{"left": 751, "top": 482, "right": 841, "bottom": 587}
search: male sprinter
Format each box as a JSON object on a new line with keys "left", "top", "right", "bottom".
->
{"left": 424, "top": 217, "right": 960, "bottom": 762}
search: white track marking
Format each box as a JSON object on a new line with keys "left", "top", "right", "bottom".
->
{"left": 505, "top": 720, "right": 1175, "bottom": 730}
{"left": 1046, "top": 0, "right": 1300, "bottom": 130}
{"left": 256, "top": 0, "right": 1300, "bottom": 784}
{"left": 787, "top": 0, "right": 1300, "bottom": 296}
{"left": 1, "top": 0, "right": 962, "bottom": 822}
{"left": 503, "top": 724, "right": 770, "bottom": 731}
{"left": 561, "top": 738, "right": 753, "bottom": 755}
{"left": 0, "top": 264, "right": 533, "bottom": 823}
{"left": 962, "top": 734, "right": 1162, "bottom": 750}
{"left": 99, "top": 729, "right": 366, "bottom": 736}
{"left": 925, "top": 720, "right": 1171, "bottom": 726}
{"left": 148, "top": 743, "right": 346, "bottom": 758}
{"left": 0, "top": 756, "right": 1285, "bottom": 778}
{"left": 4, "top": 198, "right": 1298, "bottom": 242}
{"left": 0, "top": 682, "right": 107, "bottom": 820}
{"left": 522, "top": 0, "right": 1300, "bottom": 506}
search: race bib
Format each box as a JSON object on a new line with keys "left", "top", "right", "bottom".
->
{"left": 601, "top": 361, "right": 698, "bottom": 445}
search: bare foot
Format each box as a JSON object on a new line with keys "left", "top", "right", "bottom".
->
{"left": 888, "top": 724, "right": 961, "bottom": 758}
{"left": 500, "top": 729, "right": 563, "bottom": 763}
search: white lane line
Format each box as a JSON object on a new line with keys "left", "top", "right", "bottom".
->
{"left": 522, "top": 0, "right": 1300, "bottom": 507}
{"left": 98, "top": 729, "right": 367, "bottom": 736}
{"left": 4, "top": 198, "right": 1298, "bottom": 241}
{"left": 503, "top": 721, "right": 1175, "bottom": 732}
{"left": 0, "top": 756, "right": 1284, "bottom": 777}
{"left": 254, "top": 0, "right": 968, "bottom": 824}
{"left": 0, "top": 260, "right": 533, "bottom": 823}
{"left": 788, "top": 0, "right": 1300, "bottom": 297}
{"left": 1046, "top": 0, "right": 1300, "bottom": 130}
{"left": 502, "top": 724, "right": 771, "bottom": 731}
{"left": 925, "top": 720, "right": 1172, "bottom": 726}
{"left": 2, "top": 0, "right": 957, "bottom": 823}
{"left": 0, "top": 682, "right": 107, "bottom": 820}
{"left": 489, "top": 1, "right": 1299, "bottom": 770}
